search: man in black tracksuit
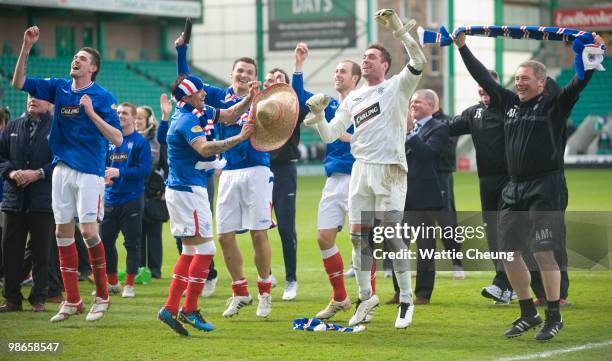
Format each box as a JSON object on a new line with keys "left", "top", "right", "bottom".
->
{"left": 456, "top": 32, "right": 604, "bottom": 341}
{"left": 0, "top": 96, "right": 54, "bottom": 312}
{"left": 447, "top": 70, "right": 512, "bottom": 303}
{"left": 264, "top": 68, "right": 306, "bottom": 300}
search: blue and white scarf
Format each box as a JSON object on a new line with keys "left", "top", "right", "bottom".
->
{"left": 292, "top": 318, "right": 365, "bottom": 333}
{"left": 418, "top": 25, "right": 606, "bottom": 79}
{"left": 176, "top": 100, "right": 215, "bottom": 136}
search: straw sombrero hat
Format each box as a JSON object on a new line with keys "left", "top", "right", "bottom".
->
{"left": 249, "top": 83, "right": 299, "bottom": 152}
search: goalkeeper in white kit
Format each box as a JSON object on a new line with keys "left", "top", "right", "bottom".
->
{"left": 304, "top": 9, "right": 426, "bottom": 329}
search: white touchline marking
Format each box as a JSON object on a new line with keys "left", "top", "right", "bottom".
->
{"left": 496, "top": 340, "right": 612, "bottom": 361}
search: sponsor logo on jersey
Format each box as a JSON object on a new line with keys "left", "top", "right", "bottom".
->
{"left": 354, "top": 102, "right": 381, "bottom": 128}
{"left": 60, "top": 106, "right": 80, "bottom": 116}
{"left": 109, "top": 153, "right": 128, "bottom": 162}
{"left": 191, "top": 125, "right": 204, "bottom": 133}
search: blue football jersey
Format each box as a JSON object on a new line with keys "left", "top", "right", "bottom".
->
{"left": 292, "top": 73, "right": 354, "bottom": 176}
{"left": 22, "top": 77, "right": 121, "bottom": 177}
{"left": 204, "top": 85, "right": 270, "bottom": 170}
{"left": 166, "top": 107, "right": 217, "bottom": 190}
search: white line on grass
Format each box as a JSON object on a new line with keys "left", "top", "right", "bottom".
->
{"left": 496, "top": 340, "right": 612, "bottom": 361}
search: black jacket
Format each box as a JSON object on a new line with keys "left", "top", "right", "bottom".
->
{"left": 405, "top": 118, "right": 449, "bottom": 210}
{"left": 270, "top": 108, "right": 306, "bottom": 163}
{"left": 448, "top": 102, "right": 507, "bottom": 177}
{"left": 0, "top": 112, "right": 53, "bottom": 213}
{"left": 433, "top": 110, "right": 457, "bottom": 173}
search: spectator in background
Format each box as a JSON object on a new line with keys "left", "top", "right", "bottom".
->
{"left": 100, "top": 102, "right": 151, "bottom": 298}
{"left": 0, "top": 106, "right": 9, "bottom": 288}
{"left": 136, "top": 104, "right": 167, "bottom": 279}
{"left": 0, "top": 96, "right": 54, "bottom": 312}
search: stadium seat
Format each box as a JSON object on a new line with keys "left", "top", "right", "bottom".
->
{"left": 556, "top": 56, "right": 612, "bottom": 126}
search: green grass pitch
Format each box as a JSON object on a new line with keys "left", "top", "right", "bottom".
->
{"left": 1, "top": 170, "right": 611, "bottom": 360}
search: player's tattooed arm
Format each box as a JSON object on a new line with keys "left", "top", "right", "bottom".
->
{"left": 12, "top": 26, "right": 40, "bottom": 89}
{"left": 218, "top": 81, "right": 261, "bottom": 125}
{"left": 193, "top": 119, "right": 255, "bottom": 157}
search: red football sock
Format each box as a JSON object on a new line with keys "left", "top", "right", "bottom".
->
{"left": 58, "top": 243, "right": 80, "bottom": 304}
{"left": 108, "top": 273, "right": 119, "bottom": 286}
{"left": 257, "top": 279, "right": 272, "bottom": 295}
{"left": 322, "top": 251, "right": 347, "bottom": 302}
{"left": 231, "top": 278, "right": 249, "bottom": 297}
{"left": 164, "top": 254, "right": 193, "bottom": 315}
{"left": 182, "top": 254, "right": 212, "bottom": 313}
{"left": 87, "top": 241, "right": 109, "bottom": 299}
{"left": 370, "top": 262, "right": 376, "bottom": 295}
{"left": 125, "top": 273, "right": 136, "bottom": 286}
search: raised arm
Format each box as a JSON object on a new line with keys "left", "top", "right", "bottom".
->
{"left": 175, "top": 33, "right": 190, "bottom": 76}
{"left": 292, "top": 42, "right": 314, "bottom": 109}
{"left": 157, "top": 93, "right": 172, "bottom": 145}
{"left": 12, "top": 26, "right": 39, "bottom": 89}
{"left": 455, "top": 34, "right": 509, "bottom": 105}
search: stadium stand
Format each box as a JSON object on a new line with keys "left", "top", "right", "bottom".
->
{"left": 0, "top": 55, "right": 228, "bottom": 116}
{"left": 0, "top": 54, "right": 321, "bottom": 162}
{"left": 555, "top": 56, "right": 612, "bottom": 126}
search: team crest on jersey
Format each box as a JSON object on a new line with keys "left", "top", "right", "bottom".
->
{"left": 475, "top": 108, "right": 483, "bottom": 119}
{"left": 127, "top": 142, "right": 133, "bottom": 150}
{"left": 60, "top": 106, "right": 80, "bottom": 116}
{"left": 111, "top": 104, "right": 118, "bottom": 110}
{"left": 191, "top": 125, "right": 204, "bottom": 133}
{"left": 506, "top": 106, "right": 518, "bottom": 120}
{"left": 354, "top": 102, "right": 381, "bottom": 128}
{"left": 376, "top": 87, "right": 385, "bottom": 95}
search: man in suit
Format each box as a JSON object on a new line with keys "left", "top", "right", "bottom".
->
{"left": 388, "top": 89, "right": 449, "bottom": 305}
{"left": 0, "top": 96, "right": 54, "bottom": 312}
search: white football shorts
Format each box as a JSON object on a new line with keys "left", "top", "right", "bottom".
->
{"left": 165, "top": 186, "right": 213, "bottom": 238}
{"left": 52, "top": 162, "right": 105, "bottom": 225}
{"left": 348, "top": 160, "right": 407, "bottom": 226}
{"left": 216, "top": 166, "right": 274, "bottom": 234}
{"left": 317, "top": 173, "right": 350, "bottom": 230}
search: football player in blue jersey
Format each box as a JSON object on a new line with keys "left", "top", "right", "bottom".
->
{"left": 101, "top": 102, "right": 151, "bottom": 299}
{"left": 157, "top": 73, "right": 255, "bottom": 336}
{"left": 203, "top": 56, "right": 276, "bottom": 319}
{"left": 13, "top": 26, "right": 123, "bottom": 323}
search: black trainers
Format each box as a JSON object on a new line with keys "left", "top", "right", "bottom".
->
{"left": 535, "top": 315, "right": 563, "bottom": 341}
{"left": 504, "top": 314, "right": 543, "bottom": 338}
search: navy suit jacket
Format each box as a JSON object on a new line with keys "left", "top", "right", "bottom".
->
{"left": 405, "top": 118, "right": 450, "bottom": 210}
